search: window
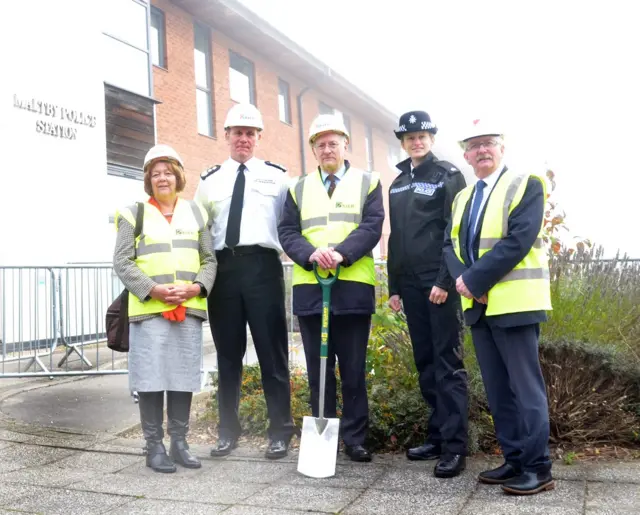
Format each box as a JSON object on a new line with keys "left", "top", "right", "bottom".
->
{"left": 340, "top": 112, "right": 352, "bottom": 151}
{"left": 229, "top": 51, "right": 256, "bottom": 105}
{"left": 102, "top": 0, "right": 151, "bottom": 97}
{"left": 105, "top": 84, "right": 156, "bottom": 178}
{"left": 278, "top": 78, "right": 291, "bottom": 124}
{"left": 194, "top": 23, "right": 214, "bottom": 137}
{"left": 365, "top": 125, "right": 374, "bottom": 170}
{"left": 150, "top": 6, "right": 166, "bottom": 68}
{"left": 388, "top": 144, "right": 407, "bottom": 171}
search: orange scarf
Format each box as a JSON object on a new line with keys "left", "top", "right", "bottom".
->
{"left": 149, "top": 198, "right": 187, "bottom": 322}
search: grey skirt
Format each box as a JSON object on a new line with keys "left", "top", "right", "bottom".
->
{"left": 129, "top": 315, "right": 203, "bottom": 392}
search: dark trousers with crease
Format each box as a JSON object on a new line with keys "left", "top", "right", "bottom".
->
{"left": 208, "top": 249, "right": 294, "bottom": 441}
{"left": 298, "top": 313, "right": 371, "bottom": 446}
{"left": 400, "top": 283, "right": 468, "bottom": 456}
{"left": 471, "top": 317, "right": 551, "bottom": 473}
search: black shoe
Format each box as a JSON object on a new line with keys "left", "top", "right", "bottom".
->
{"left": 406, "top": 443, "right": 441, "bottom": 461}
{"left": 265, "top": 439, "right": 288, "bottom": 460}
{"left": 344, "top": 445, "right": 372, "bottom": 462}
{"left": 434, "top": 454, "right": 466, "bottom": 478}
{"left": 210, "top": 437, "right": 238, "bottom": 457}
{"left": 144, "top": 441, "right": 177, "bottom": 473}
{"left": 170, "top": 439, "right": 201, "bottom": 469}
{"left": 478, "top": 462, "right": 520, "bottom": 484}
{"left": 502, "top": 471, "right": 555, "bottom": 495}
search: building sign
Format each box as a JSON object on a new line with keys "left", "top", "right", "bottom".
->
{"left": 13, "top": 94, "right": 97, "bottom": 141}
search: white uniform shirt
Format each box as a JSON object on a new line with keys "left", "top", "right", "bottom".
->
{"left": 194, "top": 157, "right": 290, "bottom": 252}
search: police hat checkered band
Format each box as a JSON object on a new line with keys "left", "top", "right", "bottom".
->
{"left": 396, "top": 125, "right": 407, "bottom": 132}
{"left": 421, "top": 121, "right": 436, "bottom": 130}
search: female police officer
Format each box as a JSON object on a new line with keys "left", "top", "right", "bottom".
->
{"left": 387, "top": 111, "right": 468, "bottom": 478}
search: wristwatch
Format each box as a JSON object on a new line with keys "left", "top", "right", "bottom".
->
{"left": 193, "top": 281, "right": 207, "bottom": 297}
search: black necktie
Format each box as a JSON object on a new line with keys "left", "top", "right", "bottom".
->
{"left": 225, "top": 163, "right": 246, "bottom": 248}
{"left": 326, "top": 174, "right": 337, "bottom": 198}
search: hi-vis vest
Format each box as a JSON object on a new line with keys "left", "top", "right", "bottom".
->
{"left": 450, "top": 170, "right": 552, "bottom": 316}
{"left": 290, "top": 168, "right": 379, "bottom": 286}
{"left": 115, "top": 199, "right": 208, "bottom": 317}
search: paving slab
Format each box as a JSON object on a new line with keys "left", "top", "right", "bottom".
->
{"left": 4, "top": 486, "right": 132, "bottom": 514}
{"left": 109, "top": 498, "right": 229, "bottom": 514}
{"left": 117, "top": 458, "right": 208, "bottom": 478}
{"left": 341, "top": 489, "right": 469, "bottom": 515}
{"left": 370, "top": 463, "right": 477, "bottom": 494}
{"left": 197, "top": 458, "right": 293, "bottom": 484}
{"left": 466, "top": 480, "right": 585, "bottom": 512}
{"left": 149, "top": 478, "right": 267, "bottom": 505}
{"left": 586, "top": 481, "right": 640, "bottom": 513}
{"left": 242, "top": 484, "right": 364, "bottom": 513}
{"left": 55, "top": 450, "right": 143, "bottom": 473}
{"left": 68, "top": 472, "right": 183, "bottom": 498}
{"left": 0, "top": 443, "right": 77, "bottom": 473}
{"left": 224, "top": 507, "right": 328, "bottom": 515}
{"left": 588, "top": 462, "right": 640, "bottom": 484}
{"left": 0, "top": 463, "right": 105, "bottom": 488}
{"left": 280, "top": 462, "right": 387, "bottom": 489}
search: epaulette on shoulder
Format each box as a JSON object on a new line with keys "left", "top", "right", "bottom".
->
{"left": 265, "top": 161, "right": 287, "bottom": 173}
{"left": 435, "top": 160, "right": 461, "bottom": 176}
{"left": 200, "top": 165, "right": 220, "bottom": 181}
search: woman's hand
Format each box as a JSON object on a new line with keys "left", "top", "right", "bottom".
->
{"left": 149, "top": 285, "right": 180, "bottom": 304}
{"left": 163, "top": 284, "right": 201, "bottom": 304}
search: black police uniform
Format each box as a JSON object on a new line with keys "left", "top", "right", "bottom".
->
{"left": 388, "top": 111, "right": 468, "bottom": 469}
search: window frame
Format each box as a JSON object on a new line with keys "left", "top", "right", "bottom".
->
{"left": 194, "top": 22, "right": 215, "bottom": 137}
{"left": 150, "top": 6, "right": 167, "bottom": 69}
{"left": 277, "top": 78, "right": 291, "bottom": 124}
{"left": 229, "top": 50, "right": 256, "bottom": 105}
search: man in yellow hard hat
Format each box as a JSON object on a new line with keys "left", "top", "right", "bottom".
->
{"left": 443, "top": 119, "right": 553, "bottom": 495}
{"left": 278, "top": 113, "right": 384, "bottom": 462}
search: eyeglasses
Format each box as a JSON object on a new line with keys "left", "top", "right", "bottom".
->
{"left": 465, "top": 140, "right": 501, "bottom": 152}
{"left": 314, "top": 142, "right": 342, "bottom": 152}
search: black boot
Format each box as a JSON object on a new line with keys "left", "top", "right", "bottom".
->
{"left": 138, "top": 391, "right": 176, "bottom": 473}
{"left": 167, "top": 391, "right": 201, "bottom": 469}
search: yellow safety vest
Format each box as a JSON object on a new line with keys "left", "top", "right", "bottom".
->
{"left": 450, "top": 170, "right": 552, "bottom": 316}
{"left": 290, "top": 168, "right": 379, "bottom": 286}
{"left": 115, "top": 199, "right": 208, "bottom": 317}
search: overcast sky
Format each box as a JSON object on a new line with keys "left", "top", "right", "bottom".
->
{"left": 240, "top": 0, "right": 640, "bottom": 257}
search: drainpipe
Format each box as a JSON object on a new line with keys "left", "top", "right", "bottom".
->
{"left": 296, "top": 86, "right": 311, "bottom": 175}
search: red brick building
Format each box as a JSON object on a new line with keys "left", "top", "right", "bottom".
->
{"left": 106, "top": 0, "right": 403, "bottom": 255}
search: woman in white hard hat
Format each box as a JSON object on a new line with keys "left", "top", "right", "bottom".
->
{"left": 113, "top": 144, "right": 216, "bottom": 473}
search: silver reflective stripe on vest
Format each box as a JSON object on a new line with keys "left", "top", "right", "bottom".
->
{"left": 498, "top": 267, "right": 550, "bottom": 283}
{"left": 172, "top": 239, "right": 199, "bottom": 250}
{"left": 329, "top": 213, "right": 361, "bottom": 223}
{"left": 294, "top": 177, "right": 305, "bottom": 206}
{"left": 188, "top": 200, "right": 205, "bottom": 230}
{"left": 176, "top": 270, "right": 197, "bottom": 281}
{"left": 137, "top": 238, "right": 172, "bottom": 256}
{"left": 479, "top": 237, "right": 543, "bottom": 249}
{"left": 360, "top": 172, "right": 372, "bottom": 211}
{"left": 501, "top": 174, "right": 528, "bottom": 236}
{"left": 150, "top": 274, "right": 174, "bottom": 284}
{"left": 301, "top": 216, "right": 328, "bottom": 230}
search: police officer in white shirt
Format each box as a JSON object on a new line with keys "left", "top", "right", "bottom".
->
{"left": 194, "top": 103, "right": 294, "bottom": 460}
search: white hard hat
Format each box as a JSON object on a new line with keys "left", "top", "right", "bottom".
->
{"left": 308, "top": 114, "right": 350, "bottom": 144}
{"left": 223, "top": 103, "right": 264, "bottom": 130}
{"left": 143, "top": 144, "right": 183, "bottom": 171}
{"left": 458, "top": 119, "right": 503, "bottom": 148}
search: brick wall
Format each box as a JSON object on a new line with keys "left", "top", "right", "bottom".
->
{"left": 151, "top": 0, "right": 397, "bottom": 252}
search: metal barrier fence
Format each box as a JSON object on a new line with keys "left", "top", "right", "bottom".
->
{"left": 0, "top": 262, "right": 389, "bottom": 380}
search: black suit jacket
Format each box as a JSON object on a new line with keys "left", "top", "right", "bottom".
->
{"left": 443, "top": 167, "right": 548, "bottom": 328}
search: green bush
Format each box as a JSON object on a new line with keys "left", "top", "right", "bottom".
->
{"left": 206, "top": 249, "right": 640, "bottom": 452}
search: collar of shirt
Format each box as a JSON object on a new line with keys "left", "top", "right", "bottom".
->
{"left": 476, "top": 163, "right": 505, "bottom": 197}
{"left": 320, "top": 164, "right": 347, "bottom": 187}
{"left": 228, "top": 156, "right": 259, "bottom": 173}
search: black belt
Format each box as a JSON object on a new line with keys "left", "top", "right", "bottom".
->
{"left": 216, "top": 245, "right": 277, "bottom": 258}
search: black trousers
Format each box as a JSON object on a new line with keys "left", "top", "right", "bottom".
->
{"left": 400, "top": 284, "right": 468, "bottom": 455}
{"left": 298, "top": 313, "right": 371, "bottom": 446}
{"left": 208, "top": 248, "right": 293, "bottom": 441}
{"left": 471, "top": 318, "right": 551, "bottom": 473}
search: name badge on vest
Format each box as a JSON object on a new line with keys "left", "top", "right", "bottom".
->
{"left": 413, "top": 181, "right": 443, "bottom": 196}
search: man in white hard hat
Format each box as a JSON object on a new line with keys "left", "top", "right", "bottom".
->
{"left": 278, "top": 113, "right": 384, "bottom": 462}
{"left": 194, "top": 103, "right": 294, "bottom": 460}
{"left": 443, "top": 119, "right": 553, "bottom": 495}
